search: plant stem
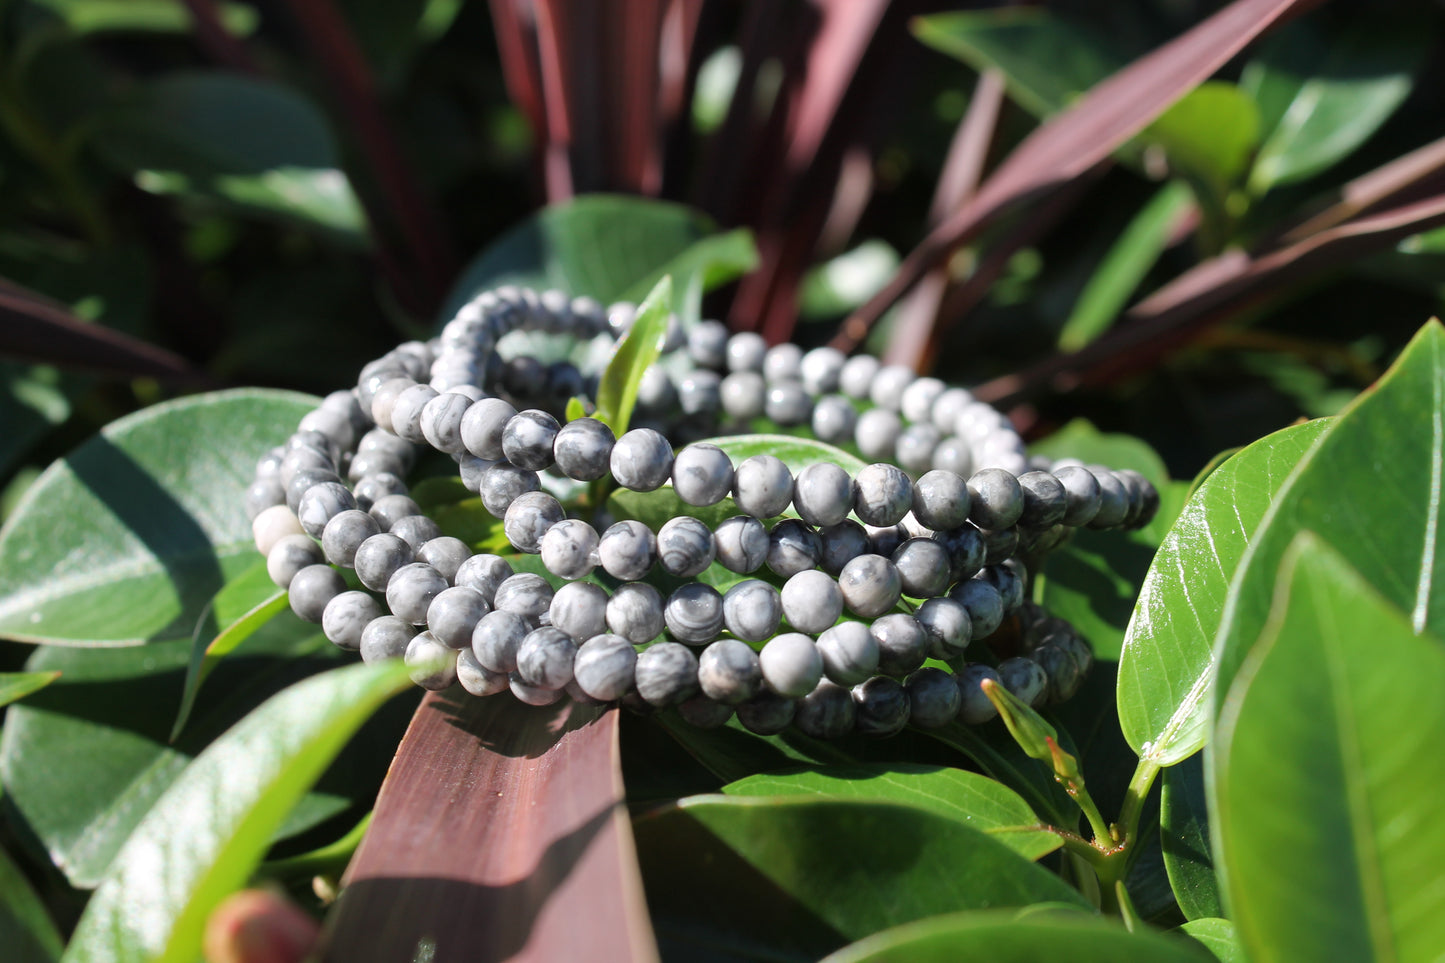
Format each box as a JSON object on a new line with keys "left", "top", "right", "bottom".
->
{"left": 1070, "top": 780, "right": 1114, "bottom": 847}
{"left": 1115, "top": 757, "right": 1162, "bottom": 849}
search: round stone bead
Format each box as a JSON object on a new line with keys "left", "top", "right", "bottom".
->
{"left": 764, "top": 381, "right": 812, "bottom": 426}
{"left": 932, "top": 524, "right": 986, "bottom": 582}
{"left": 852, "top": 676, "right": 910, "bottom": 736}
{"left": 245, "top": 476, "right": 286, "bottom": 520}
{"left": 353, "top": 472, "right": 407, "bottom": 512}
{"left": 800, "top": 346, "right": 845, "bottom": 395}
{"left": 405, "top": 631, "right": 458, "bottom": 690}
{"left": 838, "top": 554, "right": 902, "bottom": 618}
{"left": 763, "top": 342, "right": 803, "bottom": 383}
{"left": 368, "top": 494, "right": 423, "bottom": 532}
{"left": 1087, "top": 468, "right": 1130, "bottom": 529}
{"left": 386, "top": 562, "right": 448, "bottom": 625}
{"left": 503, "top": 491, "right": 564, "bottom": 554}
{"left": 736, "top": 692, "right": 796, "bottom": 735}
{"left": 720, "top": 371, "right": 766, "bottom": 420}
{"left": 606, "top": 582, "right": 665, "bottom": 645}
{"left": 461, "top": 398, "right": 518, "bottom": 460}
{"left": 634, "top": 642, "right": 700, "bottom": 706}
{"left": 453, "top": 554, "right": 513, "bottom": 603}
{"left": 279, "top": 445, "right": 334, "bottom": 489}
{"left": 891, "top": 537, "right": 951, "bottom": 599}
{"left": 657, "top": 516, "right": 716, "bottom": 577}
{"left": 998, "top": 656, "right": 1048, "bottom": 707}
{"left": 795, "top": 680, "right": 857, "bottom": 738}
{"left": 900, "top": 377, "right": 946, "bottom": 424}
{"left": 895, "top": 423, "right": 942, "bottom": 474}
{"left": 726, "top": 331, "right": 767, "bottom": 372}
{"left": 391, "top": 384, "right": 440, "bottom": 443}
{"left": 492, "top": 573, "right": 554, "bottom": 625}
{"left": 838, "top": 354, "right": 880, "bottom": 399}
{"left": 253, "top": 505, "right": 305, "bottom": 556}
{"left": 428, "top": 585, "right": 490, "bottom": 649}
{"left": 515, "top": 626, "right": 579, "bottom": 689}
{"left": 854, "top": 408, "right": 901, "bottom": 461}
{"left": 766, "top": 519, "right": 821, "bottom": 579}
{"left": 599, "top": 520, "right": 658, "bottom": 581}
{"left": 478, "top": 464, "right": 540, "bottom": 517}
{"left": 457, "top": 648, "right": 510, "bottom": 697}
{"left": 905, "top": 667, "right": 962, "bottom": 728}
{"left": 267, "top": 534, "right": 325, "bottom": 589}
{"left": 930, "top": 388, "right": 973, "bottom": 434}
{"left": 611, "top": 428, "right": 673, "bottom": 492}
{"left": 697, "top": 638, "right": 762, "bottom": 704}
{"left": 957, "top": 663, "right": 1001, "bottom": 724}
{"left": 539, "top": 518, "right": 600, "bottom": 580}
{"left": 348, "top": 448, "right": 406, "bottom": 483}
{"left": 501, "top": 410, "right": 560, "bottom": 470}
{"left": 759, "top": 632, "right": 822, "bottom": 698}
{"left": 949, "top": 578, "right": 1004, "bottom": 640}
{"left": 321, "top": 509, "right": 380, "bottom": 567}
{"left": 553, "top": 418, "right": 616, "bottom": 481}
{"left": 872, "top": 613, "right": 929, "bottom": 676}
{"left": 1053, "top": 465, "right": 1102, "bottom": 527}
{"left": 549, "top": 581, "right": 608, "bottom": 641}
{"left": 1032, "top": 642, "right": 1081, "bottom": 704}
{"left": 390, "top": 514, "right": 443, "bottom": 553}
{"left": 968, "top": 468, "right": 1024, "bottom": 529}
{"left": 286, "top": 468, "right": 342, "bottom": 514}
{"left": 781, "top": 569, "right": 843, "bottom": 634}
{"left": 818, "top": 520, "right": 869, "bottom": 575}
{"left": 911, "top": 470, "right": 971, "bottom": 531}
{"left": 472, "top": 609, "right": 531, "bottom": 673}
{"left": 1017, "top": 471, "right": 1067, "bottom": 529}
{"left": 793, "top": 463, "right": 853, "bottom": 528}
{"left": 358, "top": 427, "right": 416, "bottom": 473}
{"left": 510, "top": 672, "right": 563, "bottom": 706}
{"left": 733, "top": 455, "right": 793, "bottom": 519}
{"left": 672, "top": 444, "right": 735, "bottom": 507}
{"left": 866, "top": 523, "right": 907, "bottom": 559}
{"left": 322, "top": 590, "right": 383, "bottom": 650}
{"left": 501, "top": 356, "right": 546, "bottom": 400}
{"left": 816, "top": 621, "right": 880, "bottom": 685}
{"left": 677, "top": 694, "right": 733, "bottom": 728}
{"left": 979, "top": 560, "right": 1026, "bottom": 612}
{"left": 916, "top": 596, "right": 972, "bottom": 658}
{"left": 573, "top": 634, "right": 638, "bottom": 701}
{"left": 418, "top": 536, "right": 471, "bottom": 583}
{"left": 360, "top": 615, "right": 416, "bottom": 663}
{"left": 1118, "top": 469, "right": 1160, "bottom": 528}
{"left": 810, "top": 394, "right": 857, "bottom": 445}
{"left": 867, "top": 365, "right": 913, "bottom": 411}
{"left": 931, "top": 436, "right": 973, "bottom": 477}
{"left": 722, "top": 580, "right": 782, "bottom": 642}
{"left": 420, "top": 391, "right": 472, "bottom": 454}
{"left": 665, "top": 583, "right": 725, "bottom": 645}
{"left": 687, "top": 319, "right": 730, "bottom": 369}
{"left": 714, "top": 515, "right": 768, "bottom": 573}
{"left": 369, "top": 377, "right": 414, "bottom": 432}
{"left": 289, "top": 564, "right": 346, "bottom": 622}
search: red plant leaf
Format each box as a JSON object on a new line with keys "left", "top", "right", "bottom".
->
{"left": 319, "top": 692, "right": 658, "bottom": 963}
{"left": 1279, "top": 134, "right": 1445, "bottom": 244}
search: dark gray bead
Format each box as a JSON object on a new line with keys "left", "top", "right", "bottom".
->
{"left": 949, "top": 578, "right": 1004, "bottom": 640}
{"left": 816, "top": 621, "right": 879, "bottom": 685}
{"left": 853, "top": 464, "right": 912, "bottom": 527}
{"left": 800, "top": 346, "right": 845, "bottom": 395}
{"left": 492, "top": 572, "right": 554, "bottom": 624}
{"left": 635, "top": 642, "right": 700, "bottom": 707}
{"left": 539, "top": 518, "right": 599, "bottom": 580}
{"left": 453, "top": 554, "right": 513, "bottom": 603}
{"left": 391, "top": 384, "right": 441, "bottom": 443}
{"left": 420, "top": 391, "right": 472, "bottom": 454}
{"left": 891, "top": 537, "right": 951, "bottom": 599}
{"left": 322, "top": 509, "right": 381, "bottom": 567}
{"left": 852, "top": 676, "right": 910, "bottom": 736}
{"left": 968, "top": 468, "right": 1023, "bottom": 530}
{"left": 510, "top": 669, "right": 563, "bottom": 706}
{"left": 736, "top": 691, "right": 796, "bottom": 735}
{"left": 838, "top": 554, "right": 901, "bottom": 618}
{"left": 720, "top": 371, "right": 766, "bottom": 420}
{"left": 478, "top": 463, "right": 541, "bottom": 517}
{"left": 1087, "top": 467, "right": 1130, "bottom": 529}
{"left": 553, "top": 418, "right": 616, "bottom": 481}
{"left": 245, "top": 476, "right": 286, "bottom": 520}
{"left": 697, "top": 638, "right": 762, "bottom": 704}
{"left": 573, "top": 633, "right": 637, "bottom": 701}
{"left": 764, "top": 381, "right": 812, "bottom": 426}
{"left": 611, "top": 429, "right": 673, "bottom": 492}
{"left": 1017, "top": 471, "right": 1067, "bottom": 529}
{"left": 866, "top": 523, "right": 907, "bottom": 559}
{"left": 1117, "top": 469, "right": 1160, "bottom": 528}
{"left": 714, "top": 515, "right": 768, "bottom": 573}
{"left": 678, "top": 370, "right": 722, "bottom": 416}
{"left": 461, "top": 398, "right": 518, "bottom": 460}
{"left": 501, "top": 356, "right": 547, "bottom": 400}
{"left": 818, "top": 520, "right": 869, "bottom": 575}
{"left": 549, "top": 581, "right": 608, "bottom": 641}
{"left": 657, "top": 516, "right": 716, "bottom": 577}
{"left": 457, "top": 647, "right": 510, "bottom": 697}
{"left": 872, "top": 613, "right": 928, "bottom": 676}
{"left": 322, "top": 590, "right": 383, "bottom": 651}
{"left": 932, "top": 524, "right": 986, "bottom": 582}
{"left": 360, "top": 615, "right": 416, "bottom": 663}
{"left": 722, "top": 580, "right": 782, "bottom": 642}
{"left": 267, "top": 534, "right": 325, "bottom": 589}
{"left": 353, "top": 472, "right": 407, "bottom": 512}
{"left": 793, "top": 463, "right": 852, "bottom": 528}
{"left": 418, "top": 536, "right": 471, "bottom": 583}
{"left": 980, "top": 526, "right": 1020, "bottom": 566}
{"left": 930, "top": 436, "right": 973, "bottom": 477}
{"left": 912, "top": 470, "right": 971, "bottom": 531}
{"left": 794, "top": 680, "right": 856, "bottom": 738}
{"left": 1032, "top": 643, "right": 1081, "bottom": 704}
{"left": 599, "top": 520, "right": 658, "bottom": 581}
{"left": 665, "top": 583, "right": 725, "bottom": 645}
{"left": 978, "top": 560, "right": 1026, "bottom": 612}
{"left": 634, "top": 366, "right": 676, "bottom": 413}
{"left": 386, "top": 562, "right": 448, "bottom": 625}
{"left": 1050, "top": 627, "right": 1094, "bottom": 683}
{"left": 405, "top": 631, "right": 458, "bottom": 690}
{"left": 733, "top": 455, "right": 793, "bottom": 519}
{"left": 289, "top": 564, "right": 346, "bottom": 622}
{"left": 957, "top": 663, "right": 1001, "bottom": 724}
{"left": 286, "top": 468, "right": 342, "bottom": 514}
{"left": 672, "top": 444, "right": 734, "bottom": 507}
{"left": 369, "top": 494, "right": 423, "bottom": 532}
{"left": 390, "top": 514, "right": 443, "bottom": 553}
{"left": 503, "top": 491, "right": 564, "bottom": 554}
{"left": 428, "top": 585, "right": 490, "bottom": 648}
{"left": 472, "top": 609, "right": 531, "bottom": 672}
{"left": 810, "top": 394, "right": 857, "bottom": 445}
{"left": 500, "top": 409, "right": 560, "bottom": 471}
{"left": 762, "top": 520, "right": 818, "bottom": 579}
{"left": 916, "top": 597, "right": 972, "bottom": 659}
{"left": 1053, "top": 465, "right": 1102, "bottom": 527}
{"left": 726, "top": 331, "right": 767, "bottom": 372}
{"left": 998, "top": 655, "right": 1048, "bottom": 707}
{"left": 358, "top": 427, "right": 416, "bottom": 473}
{"left": 780, "top": 569, "right": 843, "bottom": 634}
{"left": 516, "top": 626, "right": 579, "bottom": 689}
{"left": 895, "top": 423, "right": 941, "bottom": 475}
{"left": 854, "top": 408, "right": 900, "bottom": 462}
{"left": 688, "top": 320, "right": 730, "bottom": 369}
{"left": 677, "top": 694, "right": 734, "bottom": 728}
{"left": 905, "top": 667, "right": 961, "bottom": 728}
{"left": 759, "top": 632, "right": 822, "bottom": 698}
{"left": 606, "top": 582, "right": 665, "bottom": 645}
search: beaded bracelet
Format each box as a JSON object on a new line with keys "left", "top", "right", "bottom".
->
{"left": 244, "top": 285, "right": 1152, "bottom": 738}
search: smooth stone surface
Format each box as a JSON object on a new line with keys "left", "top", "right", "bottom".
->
{"left": 492, "top": 572, "right": 554, "bottom": 624}
{"left": 478, "top": 463, "right": 540, "bottom": 517}
{"left": 816, "top": 621, "right": 879, "bottom": 685}
{"left": 359, "top": 615, "right": 416, "bottom": 663}
{"left": 599, "top": 519, "right": 658, "bottom": 581}
{"left": 722, "top": 579, "right": 782, "bottom": 642}
{"left": 516, "top": 626, "right": 579, "bottom": 689}
{"left": 420, "top": 391, "right": 472, "bottom": 454}
{"left": 998, "top": 655, "right": 1048, "bottom": 707}
{"left": 390, "top": 514, "right": 443, "bottom": 553}
{"left": 905, "top": 667, "right": 962, "bottom": 728}
{"left": 794, "top": 680, "right": 856, "bottom": 738}
{"left": 916, "top": 596, "right": 972, "bottom": 658}
{"left": 911, "top": 469, "right": 971, "bottom": 531}
{"left": 766, "top": 519, "right": 821, "bottom": 579}
{"left": 764, "top": 381, "right": 812, "bottom": 426}
{"left": 253, "top": 505, "right": 306, "bottom": 557}
{"left": 852, "top": 676, "right": 910, "bottom": 736}
{"left": 1053, "top": 464, "right": 1102, "bottom": 527}
{"left": 895, "top": 423, "right": 941, "bottom": 474}
{"left": 726, "top": 331, "right": 767, "bottom": 372}
{"left": 714, "top": 515, "right": 768, "bottom": 573}
{"left": 635, "top": 642, "right": 700, "bottom": 706}
{"left": 780, "top": 569, "right": 843, "bottom": 634}
{"left": 427, "top": 585, "right": 490, "bottom": 648}
{"left": 353, "top": 534, "right": 415, "bottom": 593}
{"left": 296, "top": 482, "right": 357, "bottom": 538}
{"left": 322, "top": 590, "right": 383, "bottom": 651}
{"left": 932, "top": 524, "right": 986, "bottom": 582}
{"left": 871, "top": 613, "right": 929, "bottom": 676}
{"left": 391, "top": 383, "right": 440, "bottom": 443}
{"left": 549, "top": 581, "right": 609, "bottom": 641}
{"left": 453, "top": 554, "right": 513, "bottom": 603}
{"left": 759, "top": 632, "right": 822, "bottom": 698}
{"left": 838, "top": 554, "right": 902, "bottom": 618}
{"left": 1018, "top": 470, "right": 1068, "bottom": 529}
{"left": 736, "top": 691, "right": 796, "bottom": 735}
{"left": 418, "top": 536, "right": 471, "bottom": 583}
{"left": 573, "top": 633, "right": 638, "bottom": 702}
{"left": 818, "top": 520, "right": 869, "bottom": 575}
{"left": 289, "top": 564, "right": 346, "bottom": 622}
{"left": 891, "top": 537, "right": 951, "bottom": 599}
{"left": 968, "top": 468, "right": 1024, "bottom": 530}
{"left": 672, "top": 443, "right": 734, "bottom": 507}
{"left": 657, "top": 516, "right": 716, "bottom": 577}
{"left": 606, "top": 581, "right": 665, "bottom": 645}
{"left": 957, "top": 663, "right": 1001, "bottom": 724}
{"left": 810, "top": 394, "right": 857, "bottom": 445}
{"left": 456, "top": 647, "right": 509, "bottom": 697}
{"left": 949, "top": 578, "right": 1004, "bottom": 640}
{"left": 720, "top": 371, "right": 766, "bottom": 420}
{"left": 677, "top": 694, "right": 733, "bottom": 729}
{"left": 854, "top": 408, "right": 900, "bottom": 461}
{"left": 697, "top": 638, "right": 763, "bottom": 705}
{"left": 732, "top": 455, "right": 793, "bottom": 519}
{"left": 611, "top": 428, "right": 673, "bottom": 492}
{"left": 853, "top": 463, "right": 912, "bottom": 527}
{"left": 503, "top": 491, "right": 564, "bottom": 554}
{"left": 664, "top": 582, "right": 725, "bottom": 645}
{"left": 553, "top": 417, "right": 615, "bottom": 480}
{"left": 501, "top": 409, "right": 561, "bottom": 470}
{"left": 405, "top": 631, "right": 458, "bottom": 690}
{"left": 793, "top": 462, "right": 853, "bottom": 528}
{"left": 472, "top": 609, "right": 531, "bottom": 672}
{"left": 386, "top": 562, "right": 449, "bottom": 625}
{"left": 539, "top": 518, "right": 600, "bottom": 580}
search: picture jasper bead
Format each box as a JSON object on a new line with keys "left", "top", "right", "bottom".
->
{"left": 322, "top": 509, "right": 380, "bottom": 567}
{"left": 453, "top": 553, "right": 513, "bottom": 603}
{"left": 1032, "top": 642, "right": 1081, "bottom": 704}
{"left": 322, "top": 590, "right": 383, "bottom": 651}
{"left": 501, "top": 409, "right": 561, "bottom": 470}
{"left": 872, "top": 613, "right": 929, "bottom": 677}
{"left": 553, "top": 418, "right": 615, "bottom": 481}
{"left": 353, "top": 472, "right": 407, "bottom": 512}
{"left": 296, "top": 481, "right": 357, "bottom": 538}
{"left": 510, "top": 671, "right": 563, "bottom": 706}
{"left": 549, "top": 581, "right": 609, "bottom": 641}
{"left": 634, "top": 642, "right": 700, "bottom": 706}
{"left": 360, "top": 615, "right": 416, "bottom": 663}
{"left": 854, "top": 408, "right": 900, "bottom": 462}
{"left": 573, "top": 634, "right": 637, "bottom": 702}
{"left": 793, "top": 462, "right": 853, "bottom": 528}
{"left": 852, "top": 676, "right": 910, "bottom": 736}
{"left": 905, "top": 667, "right": 962, "bottom": 728}
{"left": 911, "top": 470, "right": 971, "bottom": 531}
{"left": 1017, "top": 470, "right": 1067, "bottom": 528}
{"left": 781, "top": 569, "right": 843, "bottom": 634}
{"left": 733, "top": 455, "right": 793, "bottom": 519}
{"left": 915, "top": 596, "right": 972, "bottom": 658}
{"left": 492, "top": 572, "right": 554, "bottom": 624}
{"left": 891, "top": 537, "right": 951, "bottom": 599}
{"left": 671, "top": 443, "right": 734, "bottom": 507}
{"left": 726, "top": 331, "right": 767, "bottom": 372}
{"left": 515, "top": 626, "right": 579, "bottom": 690}
{"left": 677, "top": 694, "right": 733, "bottom": 729}
{"left": 697, "top": 638, "right": 763, "bottom": 705}
{"left": 722, "top": 580, "right": 782, "bottom": 642}
{"left": 461, "top": 398, "right": 518, "bottom": 460}
{"left": 606, "top": 582, "right": 665, "bottom": 645}
{"left": 369, "top": 493, "right": 423, "bottom": 531}
{"left": 657, "top": 516, "right": 716, "bottom": 577}
{"left": 818, "top": 520, "right": 869, "bottom": 575}
{"left": 932, "top": 524, "right": 986, "bottom": 582}
{"left": 472, "top": 609, "right": 530, "bottom": 673}
{"left": 967, "top": 468, "right": 1024, "bottom": 530}
{"left": 759, "top": 632, "right": 823, "bottom": 698}
{"left": 479, "top": 464, "right": 541, "bottom": 517}
{"left": 998, "top": 655, "right": 1048, "bottom": 707}
{"left": 1053, "top": 465, "right": 1101, "bottom": 527}
{"left": 386, "top": 562, "right": 449, "bottom": 625}
{"left": 816, "top": 621, "right": 880, "bottom": 685}
{"left": 736, "top": 691, "right": 797, "bottom": 735}
{"left": 764, "top": 381, "right": 812, "bottom": 426}
{"left": 418, "top": 536, "right": 471, "bottom": 583}
{"left": 611, "top": 428, "right": 673, "bottom": 492}
{"left": 810, "top": 394, "right": 858, "bottom": 446}
{"left": 253, "top": 505, "right": 305, "bottom": 557}
{"left": 766, "top": 519, "right": 822, "bottom": 579}
{"left": 390, "top": 384, "right": 440, "bottom": 444}
{"left": 390, "top": 514, "right": 443, "bottom": 553}
{"left": 721, "top": 371, "right": 766, "bottom": 419}
{"left": 664, "top": 582, "right": 725, "bottom": 645}
{"left": 1087, "top": 468, "right": 1130, "bottom": 529}
{"left": 949, "top": 578, "right": 1004, "bottom": 640}
{"left": 289, "top": 564, "right": 346, "bottom": 622}
{"left": 268, "top": 533, "right": 325, "bottom": 589}
{"left": 503, "top": 491, "right": 564, "bottom": 554}
{"left": 457, "top": 647, "right": 509, "bottom": 698}
{"left": 599, "top": 519, "right": 658, "bottom": 581}
{"left": 714, "top": 515, "right": 768, "bottom": 573}
{"left": 405, "top": 631, "right": 458, "bottom": 690}
{"left": 794, "top": 680, "right": 856, "bottom": 739}
{"left": 838, "top": 554, "right": 902, "bottom": 618}
{"left": 956, "top": 663, "right": 1001, "bottom": 724}
{"left": 540, "top": 518, "right": 600, "bottom": 580}
{"left": 427, "top": 585, "right": 490, "bottom": 648}
{"left": 420, "top": 391, "right": 472, "bottom": 454}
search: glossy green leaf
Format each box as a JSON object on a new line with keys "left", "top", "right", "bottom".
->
{"left": 28, "top": 0, "right": 256, "bottom": 34}
{"left": 90, "top": 73, "right": 366, "bottom": 238}
{"left": 636, "top": 796, "right": 1088, "bottom": 961}
{"left": 1244, "top": 19, "right": 1429, "bottom": 192}
{"left": 1161, "top": 754, "right": 1220, "bottom": 920}
{"left": 653, "top": 712, "right": 855, "bottom": 786}
{"left": 1059, "top": 181, "right": 1192, "bottom": 352}
{"left": 822, "top": 910, "right": 1210, "bottom": 963}
{"left": 1211, "top": 536, "right": 1445, "bottom": 963}
{"left": 1117, "top": 418, "right": 1329, "bottom": 765}
{"left": 1140, "top": 82, "right": 1259, "bottom": 206}
{"left": 440, "top": 195, "right": 757, "bottom": 321}
{"left": 0, "top": 389, "right": 316, "bottom": 646}
{"left": 595, "top": 275, "right": 671, "bottom": 435}
{"left": 1211, "top": 323, "right": 1445, "bottom": 729}
{"left": 1177, "top": 919, "right": 1244, "bottom": 963}
{"left": 0, "top": 364, "right": 70, "bottom": 478}
{"left": 917, "top": 722, "right": 1075, "bottom": 828}
{"left": 0, "top": 671, "right": 61, "bottom": 708}
{"left": 723, "top": 765, "right": 1060, "bottom": 860}
{"left": 0, "top": 843, "right": 63, "bottom": 963}
{"left": 800, "top": 240, "right": 901, "bottom": 319}
{"left": 62, "top": 660, "right": 413, "bottom": 963}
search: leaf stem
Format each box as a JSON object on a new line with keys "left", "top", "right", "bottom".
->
{"left": 1115, "top": 757, "right": 1162, "bottom": 849}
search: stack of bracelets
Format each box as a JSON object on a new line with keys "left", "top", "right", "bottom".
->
{"left": 244, "top": 286, "right": 1158, "bottom": 739}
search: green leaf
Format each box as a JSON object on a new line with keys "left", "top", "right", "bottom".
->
{"left": 0, "top": 671, "right": 61, "bottom": 708}
{"left": 0, "top": 843, "right": 63, "bottom": 963}
{"left": 917, "top": 722, "right": 1075, "bottom": 828}
{"left": 1177, "top": 918, "right": 1244, "bottom": 963}
{"left": 1117, "top": 418, "right": 1329, "bottom": 765}
{"left": 1161, "top": 755, "right": 1220, "bottom": 920}
{"left": 61, "top": 660, "right": 412, "bottom": 963}
{"left": 800, "top": 240, "right": 901, "bottom": 320}
{"left": 635, "top": 796, "right": 1088, "bottom": 961}
{"left": 90, "top": 73, "right": 367, "bottom": 239}
{"left": 0, "top": 389, "right": 316, "bottom": 646}
{"left": 821, "top": 910, "right": 1211, "bottom": 963}
{"left": 0, "top": 364, "right": 71, "bottom": 478}
{"left": 594, "top": 275, "right": 671, "bottom": 434}
{"left": 722, "top": 765, "right": 1060, "bottom": 861}
{"left": 652, "top": 712, "right": 856, "bottom": 786}
{"left": 1211, "top": 535, "right": 1445, "bottom": 963}
{"left": 440, "top": 195, "right": 756, "bottom": 321}
{"left": 27, "top": 0, "right": 256, "bottom": 35}
{"left": 1244, "top": 20, "right": 1429, "bottom": 192}
{"left": 1140, "top": 83, "right": 1258, "bottom": 221}
{"left": 1059, "top": 181, "right": 1192, "bottom": 352}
